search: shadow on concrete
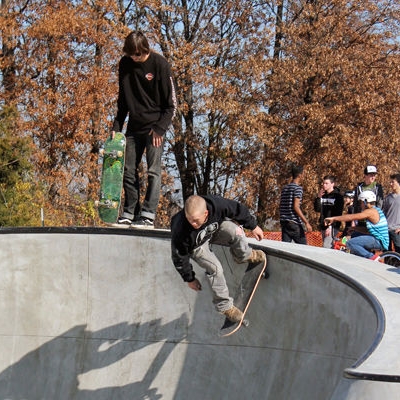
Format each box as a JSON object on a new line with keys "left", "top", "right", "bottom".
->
{"left": 0, "top": 315, "right": 188, "bottom": 399}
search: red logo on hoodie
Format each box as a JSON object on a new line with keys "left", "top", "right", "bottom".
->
{"left": 145, "top": 73, "right": 154, "bottom": 81}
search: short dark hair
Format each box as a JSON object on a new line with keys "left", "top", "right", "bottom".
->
{"left": 123, "top": 31, "right": 150, "bottom": 56}
{"left": 291, "top": 165, "right": 304, "bottom": 179}
{"left": 323, "top": 175, "right": 336, "bottom": 183}
{"left": 390, "top": 173, "right": 400, "bottom": 184}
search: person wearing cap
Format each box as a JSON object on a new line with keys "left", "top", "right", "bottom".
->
{"left": 325, "top": 190, "right": 389, "bottom": 260}
{"left": 353, "top": 165, "right": 384, "bottom": 214}
{"left": 382, "top": 173, "right": 400, "bottom": 253}
{"left": 342, "top": 190, "right": 355, "bottom": 237}
{"left": 313, "top": 175, "right": 344, "bottom": 248}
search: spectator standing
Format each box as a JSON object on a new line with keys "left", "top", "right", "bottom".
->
{"left": 280, "top": 165, "right": 312, "bottom": 244}
{"left": 382, "top": 173, "right": 400, "bottom": 253}
{"left": 314, "top": 175, "right": 344, "bottom": 248}
{"left": 342, "top": 190, "right": 355, "bottom": 237}
{"left": 354, "top": 165, "right": 384, "bottom": 213}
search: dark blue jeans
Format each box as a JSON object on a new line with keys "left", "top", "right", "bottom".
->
{"left": 346, "top": 234, "right": 383, "bottom": 258}
{"left": 280, "top": 220, "right": 307, "bottom": 245}
{"left": 121, "top": 133, "right": 163, "bottom": 221}
{"left": 389, "top": 229, "right": 400, "bottom": 253}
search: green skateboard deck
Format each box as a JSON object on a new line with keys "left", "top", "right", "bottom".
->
{"left": 96, "top": 132, "right": 126, "bottom": 224}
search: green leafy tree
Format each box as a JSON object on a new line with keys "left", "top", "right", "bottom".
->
{"left": 0, "top": 106, "right": 42, "bottom": 226}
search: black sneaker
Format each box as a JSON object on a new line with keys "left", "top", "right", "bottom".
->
{"left": 117, "top": 217, "right": 132, "bottom": 225}
{"left": 130, "top": 217, "right": 154, "bottom": 229}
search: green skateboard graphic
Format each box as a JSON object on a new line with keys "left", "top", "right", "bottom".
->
{"left": 95, "top": 132, "right": 126, "bottom": 224}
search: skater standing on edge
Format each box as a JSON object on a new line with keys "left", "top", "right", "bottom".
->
{"left": 171, "top": 195, "right": 266, "bottom": 323}
{"left": 112, "top": 31, "right": 176, "bottom": 229}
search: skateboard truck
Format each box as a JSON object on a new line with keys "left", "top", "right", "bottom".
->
{"left": 94, "top": 199, "right": 119, "bottom": 209}
{"left": 99, "top": 149, "right": 124, "bottom": 159}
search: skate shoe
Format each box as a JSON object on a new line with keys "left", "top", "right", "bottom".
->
{"left": 247, "top": 249, "right": 266, "bottom": 264}
{"left": 222, "top": 306, "right": 243, "bottom": 323}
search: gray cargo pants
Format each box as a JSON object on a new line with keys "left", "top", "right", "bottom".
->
{"left": 191, "top": 220, "right": 252, "bottom": 313}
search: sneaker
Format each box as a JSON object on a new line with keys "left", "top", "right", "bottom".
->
{"left": 247, "top": 249, "right": 266, "bottom": 264}
{"left": 130, "top": 217, "right": 154, "bottom": 229}
{"left": 222, "top": 306, "right": 243, "bottom": 323}
{"left": 117, "top": 217, "right": 132, "bottom": 225}
{"left": 370, "top": 254, "right": 380, "bottom": 262}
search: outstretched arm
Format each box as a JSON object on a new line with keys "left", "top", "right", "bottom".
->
{"left": 325, "top": 209, "right": 376, "bottom": 226}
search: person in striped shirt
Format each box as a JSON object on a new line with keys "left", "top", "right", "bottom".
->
{"left": 279, "top": 165, "right": 312, "bottom": 244}
{"left": 324, "top": 191, "right": 389, "bottom": 260}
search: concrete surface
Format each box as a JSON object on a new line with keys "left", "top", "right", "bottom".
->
{"left": 0, "top": 227, "right": 400, "bottom": 399}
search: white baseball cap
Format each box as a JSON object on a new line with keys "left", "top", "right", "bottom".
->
{"left": 364, "top": 165, "right": 377, "bottom": 175}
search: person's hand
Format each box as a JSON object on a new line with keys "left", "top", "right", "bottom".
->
{"left": 324, "top": 217, "right": 333, "bottom": 226}
{"left": 250, "top": 226, "right": 264, "bottom": 241}
{"left": 188, "top": 278, "right": 202, "bottom": 292}
{"left": 305, "top": 222, "right": 312, "bottom": 232}
{"left": 111, "top": 131, "right": 116, "bottom": 140}
{"left": 150, "top": 129, "right": 163, "bottom": 147}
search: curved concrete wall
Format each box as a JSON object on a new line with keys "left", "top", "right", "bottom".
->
{"left": 0, "top": 228, "right": 399, "bottom": 399}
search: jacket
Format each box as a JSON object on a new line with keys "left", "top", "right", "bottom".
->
{"left": 354, "top": 182, "right": 384, "bottom": 213}
{"left": 112, "top": 53, "right": 176, "bottom": 136}
{"left": 314, "top": 188, "right": 344, "bottom": 230}
{"left": 171, "top": 195, "right": 257, "bottom": 282}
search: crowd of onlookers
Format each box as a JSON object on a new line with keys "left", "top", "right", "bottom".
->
{"left": 279, "top": 165, "right": 400, "bottom": 260}
{"left": 166, "top": 164, "right": 400, "bottom": 323}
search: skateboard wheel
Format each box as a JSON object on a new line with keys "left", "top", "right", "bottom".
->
{"left": 94, "top": 200, "right": 99, "bottom": 207}
{"left": 112, "top": 201, "right": 118, "bottom": 209}
{"left": 117, "top": 151, "right": 123, "bottom": 157}
{"left": 99, "top": 149, "right": 105, "bottom": 156}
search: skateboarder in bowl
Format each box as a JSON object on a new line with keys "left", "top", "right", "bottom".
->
{"left": 171, "top": 195, "right": 266, "bottom": 323}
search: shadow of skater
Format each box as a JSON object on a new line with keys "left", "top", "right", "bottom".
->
{"left": 0, "top": 314, "right": 188, "bottom": 399}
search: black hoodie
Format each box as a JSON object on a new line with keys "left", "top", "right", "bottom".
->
{"left": 171, "top": 195, "right": 257, "bottom": 282}
{"left": 313, "top": 188, "right": 344, "bottom": 230}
